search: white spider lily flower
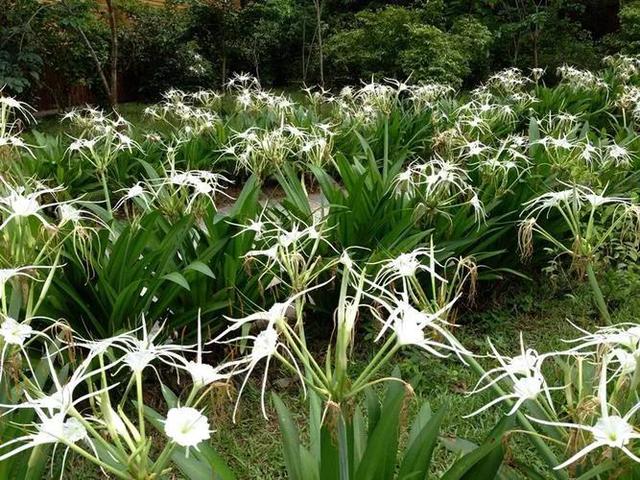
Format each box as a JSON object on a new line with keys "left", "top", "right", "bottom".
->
{"left": 244, "top": 244, "right": 278, "bottom": 261}
{"left": 564, "top": 322, "right": 640, "bottom": 355}
{"left": 528, "top": 358, "right": 640, "bottom": 469}
{"left": 185, "top": 361, "right": 232, "bottom": 388}
{"left": 164, "top": 407, "right": 211, "bottom": 456}
{"left": 56, "top": 201, "right": 108, "bottom": 230}
{"left": 418, "top": 157, "right": 471, "bottom": 196}
{"left": 0, "top": 183, "right": 63, "bottom": 230}
{"left": 522, "top": 188, "right": 574, "bottom": 216}
{"left": 217, "top": 280, "right": 332, "bottom": 340}
{"left": 114, "top": 182, "right": 151, "bottom": 210}
{"left": 0, "top": 412, "right": 87, "bottom": 463}
{"left": 66, "top": 138, "right": 96, "bottom": 153}
{"left": 580, "top": 143, "right": 600, "bottom": 164}
{"left": 278, "top": 224, "right": 307, "bottom": 248}
{"left": 461, "top": 140, "right": 488, "bottom": 158}
{"left": 0, "top": 316, "right": 33, "bottom": 345}
{"left": 157, "top": 169, "right": 232, "bottom": 212}
{"left": 373, "top": 248, "right": 445, "bottom": 288}
{"left": 604, "top": 144, "right": 631, "bottom": 167}
{"left": 531, "top": 67, "right": 545, "bottom": 81}
{"left": 184, "top": 311, "right": 239, "bottom": 389}
{"left": 68, "top": 324, "right": 147, "bottom": 361}
{"left": 0, "top": 135, "right": 36, "bottom": 156}
{"left": 466, "top": 373, "right": 547, "bottom": 418}
{"left": 221, "top": 301, "right": 293, "bottom": 334}
{"left": 549, "top": 136, "right": 575, "bottom": 150}
{"left": 123, "top": 350, "right": 157, "bottom": 373}
{"left": 466, "top": 334, "right": 556, "bottom": 417}
{"left": 221, "top": 324, "right": 304, "bottom": 421}
{"left": 3, "top": 344, "right": 117, "bottom": 416}
{"left": 469, "top": 193, "right": 486, "bottom": 223}
{"left": 392, "top": 167, "right": 417, "bottom": 198}
{"left": 232, "top": 218, "right": 265, "bottom": 239}
{"left": 113, "top": 318, "right": 195, "bottom": 376}
{"left": 0, "top": 95, "right": 34, "bottom": 115}
{"left": 611, "top": 348, "right": 637, "bottom": 376}
{"left": 0, "top": 316, "right": 43, "bottom": 385}
{"left": 522, "top": 184, "right": 629, "bottom": 219}
{"left": 370, "top": 289, "right": 468, "bottom": 360}
{"left": 468, "top": 333, "right": 547, "bottom": 396}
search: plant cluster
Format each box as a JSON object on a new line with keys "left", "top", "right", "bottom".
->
{"left": 3, "top": 54, "right": 640, "bottom": 478}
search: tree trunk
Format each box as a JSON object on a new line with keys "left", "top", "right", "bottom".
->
{"left": 105, "top": 0, "right": 118, "bottom": 108}
{"left": 221, "top": 23, "right": 227, "bottom": 87}
{"left": 314, "top": 0, "right": 324, "bottom": 86}
{"left": 302, "top": 15, "right": 307, "bottom": 83}
{"left": 76, "top": 26, "right": 112, "bottom": 102}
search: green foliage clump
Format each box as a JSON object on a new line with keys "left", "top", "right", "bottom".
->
{"left": 401, "top": 16, "right": 492, "bottom": 87}
{"left": 326, "top": 7, "right": 491, "bottom": 87}
{"left": 121, "top": 4, "right": 212, "bottom": 99}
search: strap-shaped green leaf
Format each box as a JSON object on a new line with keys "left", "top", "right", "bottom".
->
{"left": 273, "top": 393, "right": 307, "bottom": 480}
{"left": 397, "top": 403, "right": 446, "bottom": 480}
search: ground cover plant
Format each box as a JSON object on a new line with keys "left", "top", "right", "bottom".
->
{"left": 3, "top": 54, "right": 640, "bottom": 479}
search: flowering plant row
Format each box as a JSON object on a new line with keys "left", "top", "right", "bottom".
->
{"left": 3, "top": 55, "right": 640, "bottom": 478}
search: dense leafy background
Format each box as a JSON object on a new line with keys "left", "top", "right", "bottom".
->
{"left": 1, "top": 0, "right": 637, "bottom": 106}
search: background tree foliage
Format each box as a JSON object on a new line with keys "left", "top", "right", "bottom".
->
{"left": 0, "top": 0, "right": 635, "bottom": 106}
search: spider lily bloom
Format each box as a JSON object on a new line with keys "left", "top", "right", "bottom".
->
{"left": 164, "top": 407, "right": 211, "bottom": 457}
{"left": 2, "top": 343, "right": 117, "bottom": 417}
{"left": 465, "top": 373, "right": 549, "bottom": 418}
{"left": 113, "top": 319, "right": 195, "bottom": 377}
{"left": 604, "top": 144, "right": 631, "bottom": 167}
{"left": 113, "top": 182, "right": 152, "bottom": 211}
{"left": 0, "top": 135, "right": 36, "bottom": 156}
{"left": 460, "top": 140, "right": 489, "bottom": 159}
{"left": 242, "top": 217, "right": 335, "bottom": 279}
{"left": 0, "top": 316, "right": 35, "bottom": 382}
{"left": 610, "top": 348, "right": 637, "bottom": 376}
{"left": 0, "top": 182, "right": 63, "bottom": 230}
{"left": 0, "top": 316, "right": 61, "bottom": 385}
{"left": 66, "top": 324, "right": 147, "bottom": 363}
{"left": 373, "top": 248, "right": 445, "bottom": 289}
{"left": 469, "top": 193, "right": 486, "bottom": 224}
{"left": 56, "top": 200, "right": 109, "bottom": 233}
{"left": 528, "top": 359, "right": 640, "bottom": 470}
{"left": 371, "top": 289, "right": 468, "bottom": 359}
{"left": 0, "top": 411, "right": 88, "bottom": 464}
{"left": 392, "top": 166, "right": 418, "bottom": 199}
{"left": 530, "top": 67, "right": 545, "bottom": 82}
{"left": 230, "top": 213, "right": 269, "bottom": 240}
{"left": 0, "top": 265, "right": 54, "bottom": 296}
{"left": 417, "top": 156, "right": 472, "bottom": 198}
{"left": 522, "top": 184, "right": 629, "bottom": 219}
{"left": 184, "top": 311, "right": 241, "bottom": 389}
{"left": 468, "top": 333, "right": 548, "bottom": 396}
{"left": 0, "top": 95, "right": 35, "bottom": 118}
{"left": 557, "top": 65, "right": 606, "bottom": 90}
{"left": 221, "top": 324, "right": 305, "bottom": 421}
{"left": 580, "top": 142, "right": 600, "bottom": 165}
{"left": 157, "top": 169, "right": 233, "bottom": 212}
{"left": 465, "top": 337, "right": 556, "bottom": 417}
{"left": 244, "top": 245, "right": 278, "bottom": 268}
{"left": 546, "top": 135, "right": 576, "bottom": 151}
{"left": 563, "top": 322, "right": 640, "bottom": 355}
{"left": 215, "top": 279, "right": 333, "bottom": 341}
